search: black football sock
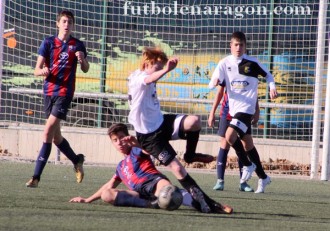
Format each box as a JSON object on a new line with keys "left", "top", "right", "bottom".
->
{"left": 183, "top": 130, "right": 200, "bottom": 163}
{"left": 232, "top": 138, "right": 252, "bottom": 166}
{"left": 56, "top": 138, "right": 78, "bottom": 164}
{"left": 178, "top": 174, "right": 215, "bottom": 210}
{"left": 246, "top": 147, "right": 267, "bottom": 179}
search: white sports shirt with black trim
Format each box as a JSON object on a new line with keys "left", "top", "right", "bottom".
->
{"left": 127, "top": 69, "right": 164, "bottom": 134}
{"left": 209, "top": 54, "right": 276, "bottom": 117}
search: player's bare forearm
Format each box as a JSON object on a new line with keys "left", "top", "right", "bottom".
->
{"left": 69, "top": 178, "right": 117, "bottom": 203}
{"left": 144, "top": 68, "right": 167, "bottom": 84}
{"left": 208, "top": 114, "right": 215, "bottom": 127}
{"left": 211, "top": 86, "right": 224, "bottom": 114}
{"left": 208, "top": 86, "right": 224, "bottom": 127}
{"left": 144, "top": 57, "right": 178, "bottom": 84}
{"left": 208, "top": 105, "right": 218, "bottom": 127}
{"left": 80, "top": 59, "right": 89, "bottom": 73}
{"left": 34, "top": 55, "right": 49, "bottom": 76}
{"left": 75, "top": 51, "right": 89, "bottom": 73}
{"left": 34, "top": 67, "right": 50, "bottom": 77}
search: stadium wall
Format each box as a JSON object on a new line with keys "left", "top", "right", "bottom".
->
{"left": 0, "top": 125, "right": 317, "bottom": 168}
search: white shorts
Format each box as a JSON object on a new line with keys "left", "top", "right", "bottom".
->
{"left": 171, "top": 114, "right": 185, "bottom": 140}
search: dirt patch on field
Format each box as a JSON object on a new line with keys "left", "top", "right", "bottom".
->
{"left": 154, "top": 155, "right": 315, "bottom": 177}
{"left": 0, "top": 145, "right": 317, "bottom": 176}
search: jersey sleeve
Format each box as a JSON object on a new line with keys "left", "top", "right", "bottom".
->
{"left": 131, "top": 147, "right": 145, "bottom": 158}
{"left": 258, "top": 60, "right": 276, "bottom": 90}
{"left": 76, "top": 40, "right": 87, "bottom": 58}
{"left": 113, "top": 170, "right": 122, "bottom": 182}
{"left": 218, "top": 62, "right": 226, "bottom": 87}
{"left": 38, "top": 38, "right": 50, "bottom": 58}
{"left": 113, "top": 160, "right": 124, "bottom": 182}
{"left": 209, "top": 61, "right": 221, "bottom": 89}
{"left": 130, "top": 70, "right": 148, "bottom": 86}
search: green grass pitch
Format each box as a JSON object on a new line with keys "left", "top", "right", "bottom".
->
{"left": 0, "top": 161, "right": 329, "bottom": 231}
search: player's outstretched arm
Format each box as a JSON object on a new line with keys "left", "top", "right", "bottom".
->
{"left": 69, "top": 178, "right": 120, "bottom": 203}
{"left": 144, "top": 57, "right": 178, "bottom": 84}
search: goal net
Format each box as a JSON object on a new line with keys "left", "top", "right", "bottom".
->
{"left": 1, "top": 0, "right": 328, "bottom": 175}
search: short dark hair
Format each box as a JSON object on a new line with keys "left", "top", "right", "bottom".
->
{"left": 57, "top": 10, "right": 75, "bottom": 24}
{"left": 231, "top": 31, "right": 246, "bottom": 44}
{"left": 107, "top": 123, "right": 129, "bottom": 137}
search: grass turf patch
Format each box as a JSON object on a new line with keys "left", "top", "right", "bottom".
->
{"left": 0, "top": 161, "right": 329, "bottom": 231}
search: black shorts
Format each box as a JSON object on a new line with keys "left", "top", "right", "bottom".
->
{"left": 137, "top": 114, "right": 181, "bottom": 166}
{"left": 229, "top": 112, "right": 252, "bottom": 138}
{"left": 137, "top": 174, "right": 169, "bottom": 200}
{"left": 44, "top": 95, "right": 72, "bottom": 120}
{"left": 217, "top": 118, "right": 230, "bottom": 137}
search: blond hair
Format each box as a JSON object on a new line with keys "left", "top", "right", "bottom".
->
{"left": 140, "top": 47, "right": 168, "bottom": 70}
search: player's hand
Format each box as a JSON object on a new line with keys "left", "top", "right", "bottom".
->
{"left": 208, "top": 114, "right": 215, "bottom": 127}
{"left": 75, "top": 51, "right": 85, "bottom": 64}
{"left": 121, "top": 135, "right": 141, "bottom": 148}
{"left": 251, "top": 113, "right": 259, "bottom": 126}
{"left": 165, "top": 57, "right": 178, "bottom": 72}
{"left": 69, "top": 197, "right": 88, "bottom": 203}
{"left": 270, "top": 89, "right": 278, "bottom": 100}
{"left": 40, "top": 67, "right": 50, "bottom": 76}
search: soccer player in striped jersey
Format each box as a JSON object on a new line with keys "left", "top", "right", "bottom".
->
{"left": 209, "top": 31, "right": 278, "bottom": 193}
{"left": 126, "top": 47, "right": 232, "bottom": 213}
{"left": 69, "top": 123, "right": 196, "bottom": 210}
{"left": 26, "top": 10, "right": 89, "bottom": 188}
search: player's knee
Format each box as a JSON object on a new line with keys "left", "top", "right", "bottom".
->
{"left": 168, "top": 159, "right": 186, "bottom": 176}
{"left": 43, "top": 129, "right": 53, "bottom": 142}
{"left": 184, "top": 115, "right": 201, "bottom": 131}
{"left": 53, "top": 136, "right": 63, "bottom": 146}
{"left": 172, "top": 164, "right": 183, "bottom": 175}
{"left": 242, "top": 135, "right": 254, "bottom": 151}
{"left": 101, "top": 189, "right": 116, "bottom": 204}
{"left": 220, "top": 138, "right": 230, "bottom": 149}
{"left": 225, "top": 132, "right": 237, "bottom": 145}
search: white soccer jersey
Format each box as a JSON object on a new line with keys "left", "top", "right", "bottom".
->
{"left": 210, "top": 54, "right": 276, "bottom": 116}
{"left": 127, "top": 69, "right": 164, "bottom": 134}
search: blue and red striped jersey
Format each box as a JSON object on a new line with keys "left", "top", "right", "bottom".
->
{"left": 220, "top": 91, "right": 232, "bottom": 121}
{"left": 113, "top": 147, "right": 161, "bottom": 191}
{"left": 38, "top": 35, "right": 87, "bottom": 97}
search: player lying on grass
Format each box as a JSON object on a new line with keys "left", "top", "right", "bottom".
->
{"left": 69, "top": 123, "right": 232, "bottom": 214}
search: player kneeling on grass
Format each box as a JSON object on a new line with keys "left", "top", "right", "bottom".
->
{"left": 70, "top": 123, "right": 187, "bottom": 211}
